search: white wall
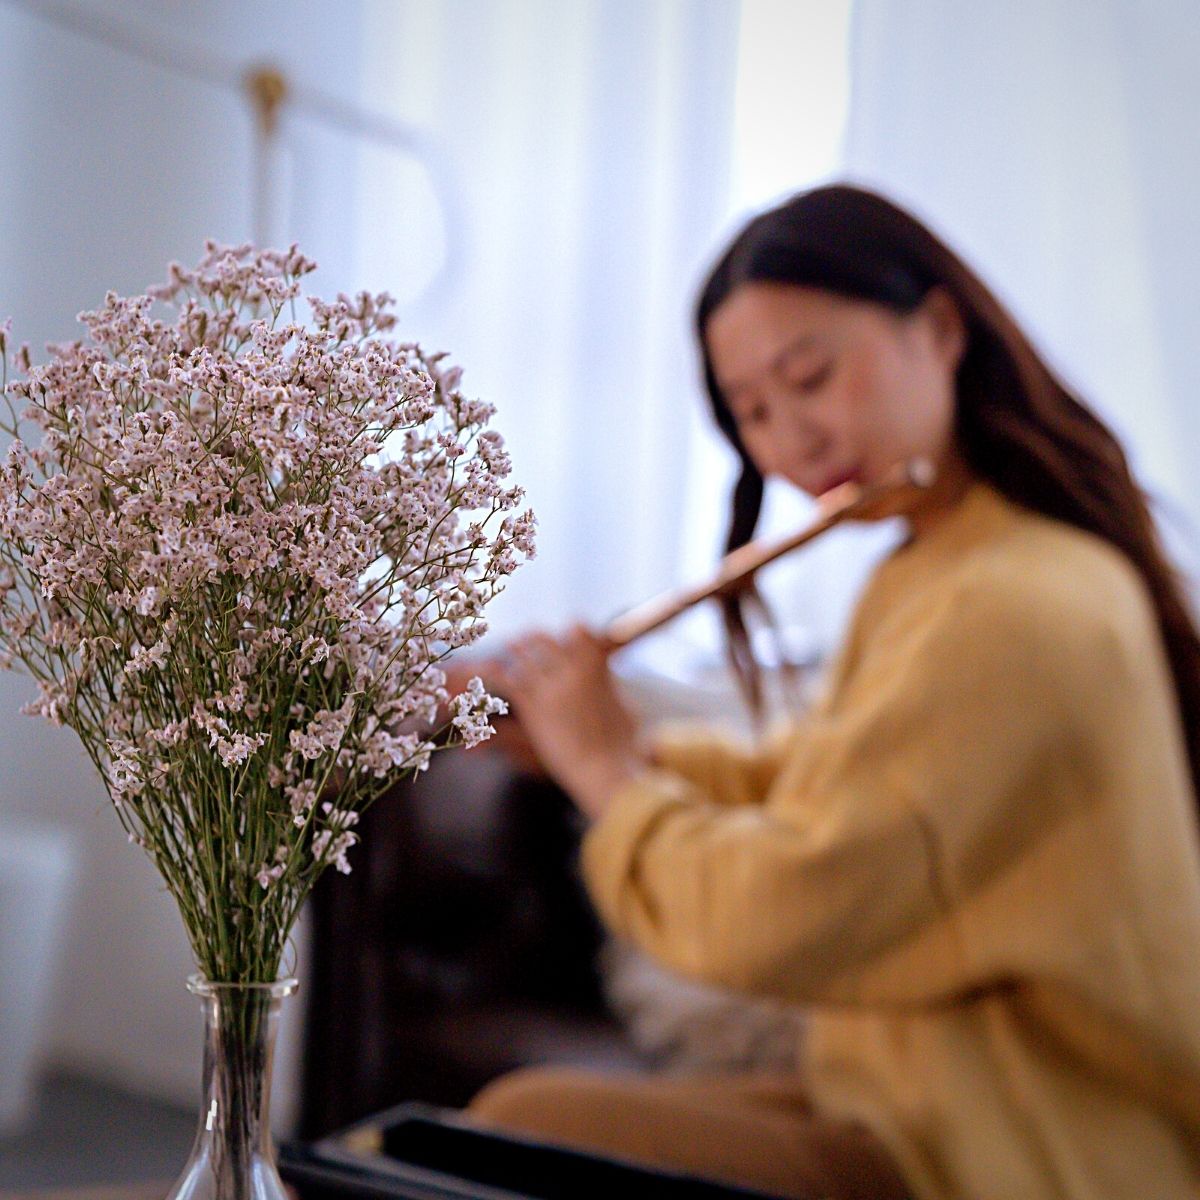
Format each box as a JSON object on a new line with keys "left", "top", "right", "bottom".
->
{"left": 0, "top": 0, "right": 366, "bottom": 1119}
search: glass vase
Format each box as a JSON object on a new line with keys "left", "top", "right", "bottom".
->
{"left": 167, "top": 974, "right": 299, "bottom": 1200}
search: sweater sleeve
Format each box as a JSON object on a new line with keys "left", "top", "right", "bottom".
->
{"left": 582, "top": 577, "right": 1082, "bottom": 1007}
{"left": 646, "top": 721, "right": 794, "bottom": 807}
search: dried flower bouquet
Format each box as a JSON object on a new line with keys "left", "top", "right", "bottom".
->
{"left": 0, "top": 243, "right": 534, "bottom": 985}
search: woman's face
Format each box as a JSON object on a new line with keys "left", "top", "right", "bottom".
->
{"left": 705, "top": 282, "right": 966, "bottom": 499}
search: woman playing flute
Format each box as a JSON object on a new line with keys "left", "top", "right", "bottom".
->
{"left": 466, "top": 184, "right": 1200, "bottom": 1200}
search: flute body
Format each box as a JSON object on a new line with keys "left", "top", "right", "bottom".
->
{"left": 600, "top": 458, "right": 934, "bottom": 651}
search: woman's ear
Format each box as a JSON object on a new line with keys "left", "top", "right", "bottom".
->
{"left": 919, "top": 286, "right": 968, "bottom": 370}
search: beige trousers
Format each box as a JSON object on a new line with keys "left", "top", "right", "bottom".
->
{"left": 467, "top": 1067, "right": 914, "bottom": 1200}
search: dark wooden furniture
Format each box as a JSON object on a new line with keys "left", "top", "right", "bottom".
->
{"left": 299, "top": 746, "right": 646, "bottom": 1138}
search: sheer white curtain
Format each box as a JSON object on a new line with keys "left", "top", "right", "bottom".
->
{"left": 355, "top": 0, "right": 887, "bottom": 674}
{"left": 681, "top": 0, "right": 898, "bottom": 669}
{"left": 844, "top": 0, "right": 1200, "bottom": 579}
{"left": 355, "top": 0, "right": 741, "bottom": 644}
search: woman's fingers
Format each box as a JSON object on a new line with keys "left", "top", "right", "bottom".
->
{"left": 464, "top": 627, "right": 646, "bottom": 818}
{"left": 504, "top": 628, "right": 605, "bottom": 697}
{"left": 507, "top": 632, "right": 561, "bottom": 672}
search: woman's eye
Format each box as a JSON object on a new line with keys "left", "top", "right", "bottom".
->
{"left": 786, "top": 362, "right": 833, "bottom": 394}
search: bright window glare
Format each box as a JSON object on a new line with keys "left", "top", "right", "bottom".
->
{"left": 672, "top": 0, "right": 860, "bottom": 669}
{"left": 730, "top": 0, "right": 854, "bottom": 217}
{"left": 685, "top": 0, "right": 857, "bottom": 547}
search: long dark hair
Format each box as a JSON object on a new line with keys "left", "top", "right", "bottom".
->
{"left": 697, "top": 183, "right": 1200, "bottom": 801}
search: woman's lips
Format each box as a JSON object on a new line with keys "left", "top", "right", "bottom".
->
{"left": 815, "top": 467, "right": 862, "bottom": 494}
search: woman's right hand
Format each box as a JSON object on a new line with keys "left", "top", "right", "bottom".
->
{"left": 490, "top": 625, "right": 649, "bottom": 820}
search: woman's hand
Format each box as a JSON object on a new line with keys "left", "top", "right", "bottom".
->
{"left": 494, "top": 624, "right": 648, "bottom": 820}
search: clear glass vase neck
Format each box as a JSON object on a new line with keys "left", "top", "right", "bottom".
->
{"left": 167, "top": 974, "right": 299, "bottom": 1200}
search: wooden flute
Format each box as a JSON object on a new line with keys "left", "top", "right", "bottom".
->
{"left": 599, "top": 458, "right": 936, "bottom": 652}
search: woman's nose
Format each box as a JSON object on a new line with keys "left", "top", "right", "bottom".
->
{"left": 766, "top": 409, "right": 828, "bottom": 474}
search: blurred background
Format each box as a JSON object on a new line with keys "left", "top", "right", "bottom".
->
{"left": 0, "top": 0, "right": 1197, "bottom": 1185}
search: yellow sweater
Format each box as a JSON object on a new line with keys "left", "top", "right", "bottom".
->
{"left": 582, "top": 482, "right": 1200, "bottom": 1200}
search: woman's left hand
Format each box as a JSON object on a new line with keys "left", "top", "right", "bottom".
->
{"left": 494, "top": 624, "right": 647, "bottom": 820}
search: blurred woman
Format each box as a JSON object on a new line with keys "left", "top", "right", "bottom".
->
{"left": 467, "top": 184, "right": 1200, "bottom": 1200}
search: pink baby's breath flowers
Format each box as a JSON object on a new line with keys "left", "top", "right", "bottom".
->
{"left": 449, "top": 675, "right": 510, "bottom": 747}
{"left": 0, "top": 242, "right": 534, "bottom": 984}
